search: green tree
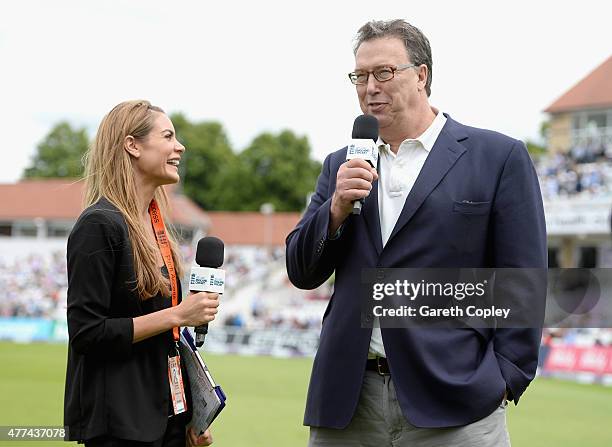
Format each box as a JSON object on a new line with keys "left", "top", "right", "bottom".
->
{"left": 171, "top": 113, "right": 237, "bottom": 210}
{"left": 24, "top": 122, "right": 89, "bottom": 178}
{"left": 26, "top": 114, "right": 323, "bottom": 212}
{"left": 526, "top": 140, "right": 547, "bottom": 157}
{"left": 525, "top": 120, "right": 550, "bottom": 158}
{"left": 171, "top": 115, "right": 321, "bottom": 211}
{"left": 231, "top": 130, "right": 322, "bottom": 211}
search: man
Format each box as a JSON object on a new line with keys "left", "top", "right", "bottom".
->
{"left": 286, "top": 19, "right": 546, "bottom": 446}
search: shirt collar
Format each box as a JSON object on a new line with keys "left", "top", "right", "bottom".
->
{"left": 377, "top": 111, "right": 447, "bottom": 155}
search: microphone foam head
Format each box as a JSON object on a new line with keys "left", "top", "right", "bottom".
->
{"left": 195, "top": 237, "right": 224, "bottom": 268}
{"left": 352, "top": 114, "right": 379, "bottom": 141}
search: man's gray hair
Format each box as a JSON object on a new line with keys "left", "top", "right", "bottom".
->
{"left": 354, "top": 19, "right": 433, "bottom": 97}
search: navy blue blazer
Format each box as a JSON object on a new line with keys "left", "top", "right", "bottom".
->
{"left": 286, "top": 115, "right": 547, "bottom": 429}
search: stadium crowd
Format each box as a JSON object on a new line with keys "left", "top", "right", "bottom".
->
{"left": 0, "top": 246, "right": 331, "bottom": 330}
{"left": 536, "top": 142, "right": 612, "bottom": 199}
{"left": 0, "top": 252, "right": 67, "bottom": 319}
{"left": 2, "top": 248, "right": 611, "bottom": 348}
{"left": 542, "top": 328, "right": 612, "bottom": 347}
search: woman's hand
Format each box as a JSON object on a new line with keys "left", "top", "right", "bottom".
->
{"left": 132, "top": 292, "right": 219, "bottom": 343}
{"left": 187, "top": 427, "right": 213, "bottom": 446}
{"left": 175, "top": 292, "right": 220, "bottom": 327}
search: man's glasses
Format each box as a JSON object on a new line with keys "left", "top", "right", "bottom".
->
{"left": 348, "top": 63, "right": 416, "bottom": 85}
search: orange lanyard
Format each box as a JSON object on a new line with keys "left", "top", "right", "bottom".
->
{"left": 148, "top": 199, "right": 180, "bottom": 342}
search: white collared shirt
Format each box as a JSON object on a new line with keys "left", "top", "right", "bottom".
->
{"left": 369, "top": 111, "right": 447, "bottom": 358}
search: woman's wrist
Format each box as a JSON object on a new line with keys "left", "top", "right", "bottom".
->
{"left": 169, "top": 306, "right": 184, "bottom": 328}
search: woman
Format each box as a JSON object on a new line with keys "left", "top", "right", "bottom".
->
{"left": 64, "top": 100, "right": 216, "bottom": 446}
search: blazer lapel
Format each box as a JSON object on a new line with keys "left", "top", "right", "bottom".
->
{"left": 361, "top": 171, "right": 383, "bottom": 256}
{"left": 385, "top": 126, "right": 467, "bottom": 246}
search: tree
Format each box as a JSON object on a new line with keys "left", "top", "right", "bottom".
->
{"left": 230, "top": 130, "right": 322, "bottom": 211}
{"left": 525, "top": 140, "right": 547, "bottom": 157}
{"left": 171, "top": 113, "right": 237, "bottom": 210}
{"left": 24, "top": 122, "right": 89, "bottom": 178}
{"left": 24, "top": 115, "right": 323, "bottom": 212}
{"left": 525, "top": 120, "right": 550, "bottom": 158}
{"left": 171, "top": 115, "right": 321, "bottom": 212}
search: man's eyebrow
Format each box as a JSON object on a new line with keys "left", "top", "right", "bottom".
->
{"left": 354, "top": 64, "right": 394, "bottom": 71}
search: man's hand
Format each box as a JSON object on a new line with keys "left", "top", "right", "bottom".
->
{"left": 329, "top": 159, "right": 378, "bottom": 234}
{"left": 187, "top": 427, "right": 213, "bottom": 446}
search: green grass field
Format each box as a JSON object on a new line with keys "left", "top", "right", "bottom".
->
{"left": 0, "top": 341, "right": 611, "bottom": 446}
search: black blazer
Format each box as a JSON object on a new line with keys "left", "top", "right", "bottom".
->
{"left": 64, "top": 198, "right": 187, "bottom": 442}
{"left": 286, "top": 115, "right": 547, "bottom": 428}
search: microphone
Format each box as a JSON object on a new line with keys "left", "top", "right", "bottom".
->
{"left": 189, "top": 237, "right": 225, "bottom": 347}
{"left": 346, "top": 114, "right": 379, "bottom": 214}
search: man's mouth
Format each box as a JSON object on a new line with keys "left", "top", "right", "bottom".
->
{"left": 368, "top": 102, "right": 387, "bottom": 111}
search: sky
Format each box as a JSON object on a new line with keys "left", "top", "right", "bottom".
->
{"left": 1, "top": 0, "right": 610, "bottom": 183}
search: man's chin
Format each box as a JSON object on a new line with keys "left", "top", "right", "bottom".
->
{"left": 359, "top": 108, "right": 390, "bottom": 128}
{"left": 372, "top": 114, "right": 391, "bottom": 129}
{"left": 362, "top": 108, "right": 377, "bottom": 119}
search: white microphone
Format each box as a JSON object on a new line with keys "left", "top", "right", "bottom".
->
{"left": 190, "top": 237, "right": 225, "bottom": 347}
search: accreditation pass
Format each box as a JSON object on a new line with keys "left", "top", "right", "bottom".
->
{"left": 168, "top": 354, "right": 187, "bottom": 415}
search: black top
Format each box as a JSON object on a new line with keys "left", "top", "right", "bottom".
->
{"left": 64, "top": 198, "right": 188, "bottom": 442}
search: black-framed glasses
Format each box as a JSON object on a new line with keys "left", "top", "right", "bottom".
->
{"left": 348, "top": 63, "right": 416, "bottom": 85}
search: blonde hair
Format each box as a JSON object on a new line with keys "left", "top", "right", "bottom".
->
{"left": 83, "top": 100, "right": 184, "bottom": 299}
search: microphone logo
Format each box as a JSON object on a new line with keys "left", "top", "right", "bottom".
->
{"left": 189, "top": 267, "right": 226, "bottom": 293}
{"left": 190, "top": 273, "right": 207, "bottom": 286}
{"left": 346, "top": 139, "right": 378, "bottom": 167}
{"left": 347, "top": 145, "right": 371, "bottom": 156}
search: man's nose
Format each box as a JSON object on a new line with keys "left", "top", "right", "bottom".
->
{"left": 366, "top": 74, "right": 381, "bottom": 95}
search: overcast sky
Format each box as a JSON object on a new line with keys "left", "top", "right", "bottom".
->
{"left": 1, "top": 0, "right": 610, "bottom": 183}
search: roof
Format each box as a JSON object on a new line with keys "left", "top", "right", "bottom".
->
{"left": 0, "top": 179, "right": 209, "bottom": 228}
{"left": 0, "top": 179, "right": 83, "bottom": 220}
{"left": 545, "top": 55, "right": 612, "bottom": 113}
{"left": 0, "top": 179, "right": 301, "bottom": 246}
{"left": 206, "top": 211, "right": 301, "bottom": 246}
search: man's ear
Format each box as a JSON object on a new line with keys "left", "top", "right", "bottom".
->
{"left": 124, "top": 135, "right": 140, "bottom": 158}
{"left": 417, "top": 64, "right": 428, "bottom": 92}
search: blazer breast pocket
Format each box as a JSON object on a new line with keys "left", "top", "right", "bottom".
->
{"left": 451, "top": 201, "right": 492, "bottom": 253}
{"left": 453, "top": 200, "right": 491, "bottom": 215}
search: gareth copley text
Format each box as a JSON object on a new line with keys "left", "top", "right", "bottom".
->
{"left": 372, "top": 304, "right": 511, "bottom": 320}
